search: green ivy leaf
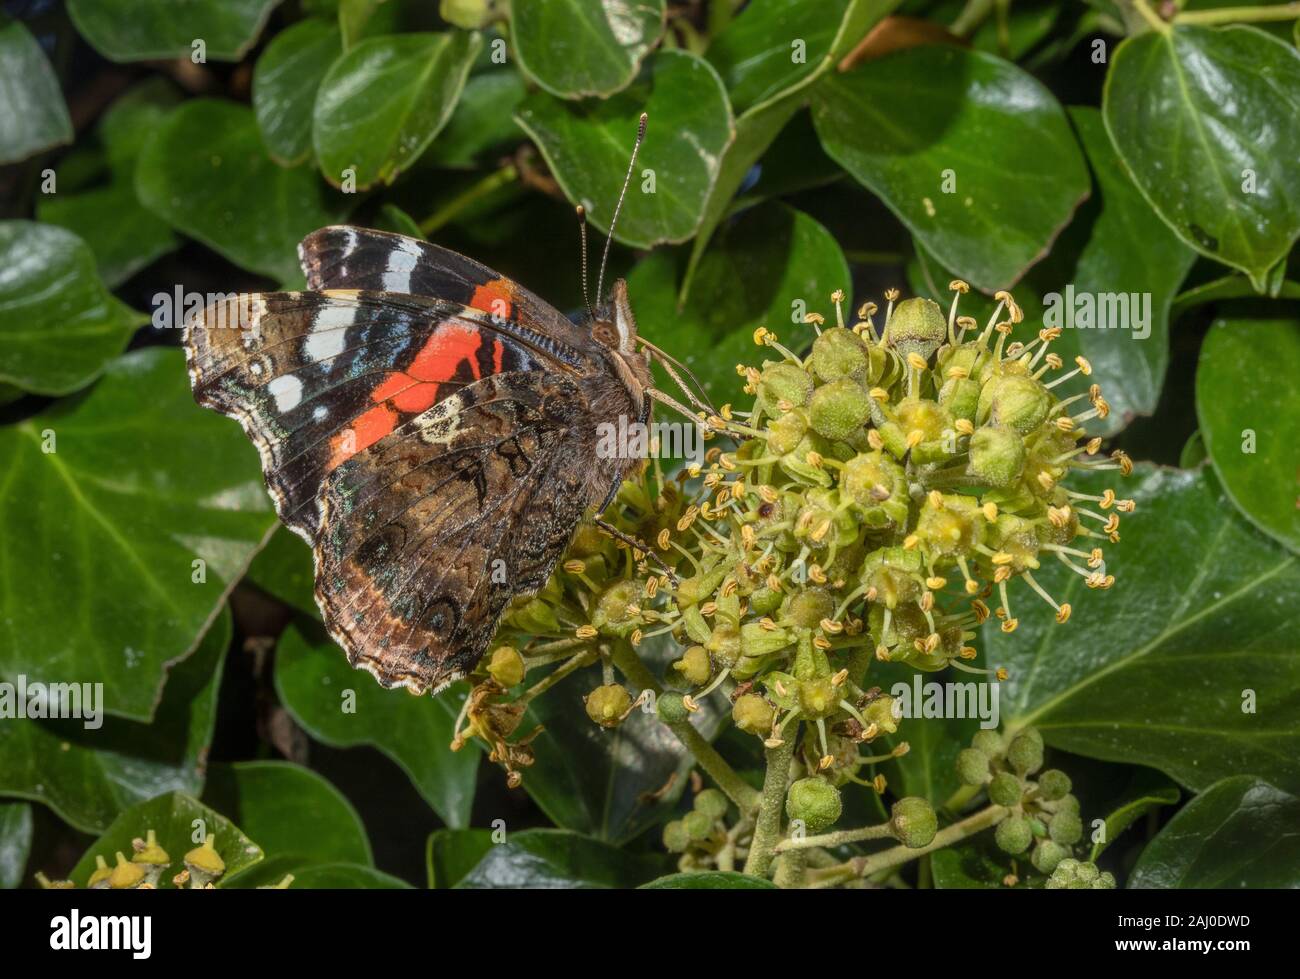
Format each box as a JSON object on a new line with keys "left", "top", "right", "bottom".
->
{"left": 69, "top": 791, "right": 263, "bottom": 888}
{"left": 0, "top": 221, "right": 143, "bottom": 395}
{"left": 203, "top": 761, "right": 372, "bottom": 873}
{"left": 629, "top": 203, "right": 849, "bottom": 403}
{"left": 514, "top": 636, "right": 721, "bottom": 845}
{"left": 1039, "top": 107, "right": 1196, "bottom": 434}
{"left": 253, "top": 18, "right": 344, "bottom": 167}
{"left": 811, "top": 44, "right": 1089, "bottom": 291}
{"left": 67, "top": 0, "right": 280, "bottom": 62}
{"left": 511, "top": 0, "right": 665, "bottom": 99}
{"left": 137, "top": 99, "right": 347, "bottom": 282}
{"left": 641, "top": 871, "right": 777, "bottom": 889}
{"left": 706, "top": 0, "right": 854, "bottom": 113}
{"left": 0, "top": 606, "right": 229, "bottom": 833}
{"left": 989, "top": 465, "right": 1300, "bottom": 793}
{"left": 245, "top": 528, "right": 319, "bottom": 617}
{"left": 516, "top": 49, "right": 734, "bottom": 249}
{"left": 1129, "top": 776, "right": 1300, "bottom": 888}
{"left": 249, "top": 861, "right": 411, "bottom": 887}
{"left": 454, "top": 829, "right": 667, "bottom": 888}
{"left": 313, "top": 31, "right": 481, "bottom": 190}
{"left": 1196, "top": 313, "right": 1300, "bottom": 554}
{"left": 420, "top": 68, "right": 527, "bottom": 169}
{"left": 37, "top": 81, "right": 182, "bottom": 287}
{"left": 426, "top": 828, "right": 494, "bottom": 888}
{"left": 1103, "top": 25, "right": 1300, "bottom": 291}
{"left": 274, "top": 622, "right": 480, "bottom": 827}
{"left": 680, "top": 0, "right": 901, "bottom": 306}
{"left": 0, "top": 15, "right": 73, "bottom": 164}
{"left": 1090, "top": 767, "right": 1180, "bottom": 862}
{"left": 0, "top": 347, "right": 276, "bottom": 722}
{"left": 931, "top": 838, "right": 1019, "bottom": 888}
{"left": 0, "top": 803, "right": 33, "bottom": 889}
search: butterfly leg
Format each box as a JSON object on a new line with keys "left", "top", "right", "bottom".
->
{"left": 592, "top": 517, "right": 679, "bottom": 586}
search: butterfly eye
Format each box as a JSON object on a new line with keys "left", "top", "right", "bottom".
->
{"left": 591, "top": 320, "right": 619, "bottom": 348}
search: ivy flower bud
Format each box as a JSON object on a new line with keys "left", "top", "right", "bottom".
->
{"left": 884, "top": 297, "right": 946, "bottom": 360}
{"left": 785, "top": 587, "right": 834, "bottom": 629}
{"left": 694, "top": 788, "right": 729, "bottom": 821}
{"left": 662, "top": 820, "right": 690, "bottom": 853}
{"left": 786, "top": 777, "right": 842, "bottom": 834}
{"left": 585, "top": 684, "right": 633, "bottom": 727}
{"left": 956, "top": 747, "right": 990, "bottom": 786}
{"left": 971, "top": 730, "right": 1003, "bottom": 758}
{"left": 759, "top": 362, "right": 814, "bottom": 409}
{"left": 109, "top": 851, "right": 145, "bottom": 889}
{"left": 682, "top": 810, "right": 713, "bottom": 841}
{"left": 979, "top": 373, "right": 1051, "bottom": 434}
{"left": 988, "top": 771, "right": 1023, "bottom": 807}
{"left": 809, "top": 378, "right": 872, "bottom": 441}
{"left": 657, "top": 692, "right": 689, "bottom": 725}
{"left": 1007, "top": 728, "right": 1044, "bottom": 775}
{"left": 890, "top": 797, "right": 937, "bottom": 848}
{"left": 1048, "top": 810, "right": 1083, "bottom": 845}
{"left": 591, "top": 579, "right": 642, "bottom": 637}
{"left": 995, "top": 814, "right": 1033, "bottom": 855}
{"left": 1036, "top": 769, "right": 1072, "bottom": 801}
{"left": 1032, "top": 839, "right": 1070, "bottom": 874}
{"left": 765, "top": 407, "right": 809, "bottom": 455}
{"left": 732, "top": 693, "right": 775, "bottom": 735}
{"left": 967, "top": 425, "right": 1026, "bottom": 487}
{"left": 810, "top": 326, "right": 870, "bottom": 382}
{"left": 486, "top": 646, "right": 525, "bottom": 687}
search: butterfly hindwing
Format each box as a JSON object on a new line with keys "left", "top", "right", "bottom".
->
{"left": 315, "top": 371, "right": 596, "bottom": 693}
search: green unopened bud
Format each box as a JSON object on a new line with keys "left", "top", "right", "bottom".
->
{"left": 732, "top": 693, "right": 775, "bottom": 735}
{"left": 486, "top": 646, "right": 525, "bottom": 687}
{"left": 891, "top": 797, "right": 937, "bottom": 848}
{"left": 694, "top": 788, "right": 729, "bottom": 821}
{"left": 439, "top": 0, "right": 495, "bottom": 29}
{"left": 995, "top": 814, "right": 1033, "bottom": 855}
{"left": 971, "top": 730, "right": 1003, "bottom": 758}
{"left": 1032, "top": 839, "right": 1070, "bottom": 874}
{"left": 1037, "top": 769, "right": 1072, "bottom": 801}
{"left": 968, "top": 425, "right": 1026, "bottom": 487}
{"left": 884, "top": 297, "right": 946, "bottom": 360}
{"left": 759, "top": 362, "right": 814, "bottom": 409}
{"left": 811, "top": 326, "right": 869, "bottom": 381}
{"left": 1075, "top": 861, "right": 1101, "bottom": 883}
{"left": 585, "top": 684, "right": 632, "bottom": 727}
{"left": 988, "top": 771, "right": 1023, "bottom": 807}
{"left": 786, "top": 777, "right": 842, "bottom": 834}
{"left": 1049, "top": 810, "right": 1083, "bottom": 845}
{"left": 956, "top": 747, "right": 991, "bottom": 786}
{"left": 672, "top": 645, "right": 712, "bottom": 686}
{"left": 657, "top": 692, "right": 689, "bottom": 725}
{"left": 980, "top": 373, "right": 1050, "bottom": 434}
{"left": 806, "top": 377, "right": 870, "bottom": 443}
{"left": 682, "top": 809, "right": 713, "bottom": 841}
{"left": 1007, "top": 728, "right": 1044, "bottom": 775}
{"left": 662, "top": 820, "right": 690, "bottom": 853}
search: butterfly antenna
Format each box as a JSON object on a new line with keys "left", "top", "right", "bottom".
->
{"left": 595, "top": 112, "right": 648, "bottom": 305}
{"left": 576, "top": 205, "right": 595, "bottom": 320}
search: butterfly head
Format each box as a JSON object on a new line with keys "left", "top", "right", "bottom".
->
{"left": 590, "top": 278, "right": 652, "bottom": 393}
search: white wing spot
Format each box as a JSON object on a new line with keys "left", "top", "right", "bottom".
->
{"left": 267, "top": 375, "right": 304, "bottom": 413}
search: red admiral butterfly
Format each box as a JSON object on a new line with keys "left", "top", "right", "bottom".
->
{"left": 185, "top": 115, "right": 707, "bottom": 695}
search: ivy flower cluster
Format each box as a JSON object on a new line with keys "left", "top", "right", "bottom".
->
{"left": 456, "top": 284, "right": 1131, "bottom": 885}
